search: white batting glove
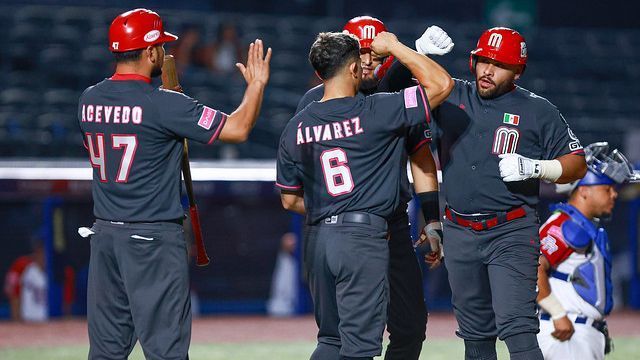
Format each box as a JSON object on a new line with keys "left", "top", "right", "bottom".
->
{"left": 498, "top": 153, "right": 538, "bottom": 182}
{"left": 499, "top": 153, "right": 564, "bottom": 182}
{"left": 415, "top": 26, "right": 454, "bottom": 56}
{"left": 415, "top": 222, "right": 444, "bottom": 269}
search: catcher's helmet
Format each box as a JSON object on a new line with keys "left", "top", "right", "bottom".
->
{"left": 469, "top": 27, "right": 527, "bottom": 73}
{"left": 109, "top": 8, "right": 178, "bottom": 53}
{"left": 343, "top": 16, "right": 387, "bottom": 51}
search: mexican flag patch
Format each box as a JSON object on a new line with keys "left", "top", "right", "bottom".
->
{"left": 503, "top": 113, "right": 520, "bottom": 126}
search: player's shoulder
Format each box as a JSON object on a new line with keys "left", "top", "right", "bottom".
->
{"left": 540, "top": 211, "right": 571, "bottom": 237}
{"left": 152, "top": 88, "right": 199, "bottom": 109}
{"left": 296, "top": 84, "right": 324, "bottom": 113}
{"left": 514, "top": 86, "right": 558, "bottom": 110}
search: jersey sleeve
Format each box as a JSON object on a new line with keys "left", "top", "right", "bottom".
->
{"left": 539, "top": 213, "right": 574, "bottom": 267}
{"left": 539, "top": 108, "right": 584, "bottom": 159}
{"left": 405, "top": 122, "right": 432, "bottom": 155}
{"left": 371, "top": 85, "right": 431, "bottom": 131}
{"left": 157, "top": 90, "right": 228, "bottom": 145}
{"left": 276, "top": 128, "right": 302, "bottom": 191}
{"left": 295, "top": 85, "right": 324, "bottom": 115}
{"left": 376, "top": 60, "right": 416, "bottom": 93}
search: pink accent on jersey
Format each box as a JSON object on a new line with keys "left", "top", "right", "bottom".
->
{"left": 410, "top": 138, "right": 431, "bottom": 155}
{"left": 416, "top": 85, "right": 431, "bottom": 124}
{"left": 404, "top": 86, "right": 418, "bottom": 108}
{"left": 539, "top": 212, "right": 574, "bottom": 267}
{"left": 198, "top": 106, "right": 218, "bottom": 130}
{"left": 207, "top": 113, "right": 227, "bottom": 144}
{"left": 276, "top": 182, "right": 302, "bottom": 190}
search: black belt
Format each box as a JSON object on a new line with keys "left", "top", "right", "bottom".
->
{"left": 97, "top": 218, "right": 183, "bottom": 225}
{"left": 320, "top": 212, "right": 387, "bottom": 228}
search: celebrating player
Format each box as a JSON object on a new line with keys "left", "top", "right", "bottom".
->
{"left": 430, "top": 27, "right": 587, "bottom": 359}
{"left": 537, "top": 142, "right": 640, "bottom": 360}
{"left": 78, "top": 8, "right": 270, "bottom": 359}
{"left": 296, "top": 18, "right": 453, "bottom": 359}
{"left": 277, "top": 31, "right": 452, "bottom": 359}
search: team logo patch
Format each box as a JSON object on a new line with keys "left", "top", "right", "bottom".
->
{"left": 503, "top": 113, "right": 520, "bottom": 126}
{"left": 404, "top": 86, "right": 418, "bottom": 109}
{"left": 541, "top": 235, "right": 559, "bottom": 254}
{"left": 492, "top": 126, "right": 520, "bottom": 154}
{"left": 144, "top": 30, "right": 161, "bottom": 42}
{"left": 197, "top": 106, "right": 217, "bottom": 130}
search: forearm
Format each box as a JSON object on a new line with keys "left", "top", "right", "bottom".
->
{"left": 389, "top": 42, "right": 453, "bottom": 108}
{"left": 281, "top": 191, "right": 306, "bottom": 215}
{"left": 556, "top": 153, "right": 587, "bottom": 184}
{"left": 537, "top": 256, "right": 567, "bottom": 319}
{"left": 220, "top": 81, "right": 266, "bottom": 143}
{"left": 410, "top": 146, "right": 439, "bottom": 193}
{"left": 536, "top": 259, "right": 552, "bottom": 302}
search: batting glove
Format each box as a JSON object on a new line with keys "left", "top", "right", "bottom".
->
{"left": 415, "top": 222, "right": 444, "bottom": 269}
{"left": 415, "top": 26, "right": 454, "bottom": 56}
{"left": 499, "top": 153, "right": 563, "bottom": 182}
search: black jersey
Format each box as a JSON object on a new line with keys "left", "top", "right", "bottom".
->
{"left": 295, "top": 61, "right": 431, "bottom": 206}
{"left": 78, "top": 75, "right": 227, "bottom": 222}
{"left": 432, "top": 79, "right": 584, "bottom": 213}
{"left": 278, "top": 86, "right": 430, "bottom": 224}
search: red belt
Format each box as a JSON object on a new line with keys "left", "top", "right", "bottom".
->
{"left": 444, "top": 206, "right": 527, "bottom": 231}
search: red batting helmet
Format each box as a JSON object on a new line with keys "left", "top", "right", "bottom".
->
{"left": 109, "top": 8, "right": 178, "bottom": 53}
{"left": 343, "top": 16, "right": 387, "bottom": 50}
{"left": 469, "top": 27, "right": 527, "bottom": 72}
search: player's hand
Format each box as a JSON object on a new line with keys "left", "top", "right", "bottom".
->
{"left": 370, "top": 32, "right": 400, "bottom": 57}
{"left": 414, "top": 222, "right": 444, "bottom": 269}
{"left": 551, "top": 316, "right": 575, "bottom": 341}
{"left": 498, "top": 153, "right": 539, "bottom": 182}
{"left": 236, "top": 39, "right": 272, "bottom": 86}
{"left": 415, "top": 26, "right": 454, "bottom": 56}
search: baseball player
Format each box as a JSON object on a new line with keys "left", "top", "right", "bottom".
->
{"left": 430, "top": 27, "right": 588, "bottom": 360}
{"left": 295, "top": 17, "right": 453, "bottom": 359}
{"left": 3, "top": 240, "right": 47, "bottom": 322}
{"left": 78, "top": 8, "right": 270, "bottom": 359}
{"left": 277, "top": 31, "right": 452, "bottom": 360}
{"left": 537, "top": 142, "right": 640, "bottom": 360}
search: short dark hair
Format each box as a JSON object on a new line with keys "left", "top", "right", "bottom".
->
{"left": 309, "top": 32, "right": 360, "bottom": 80}
{"left": 114, "top": 49, "right": 143, "bottom": 63}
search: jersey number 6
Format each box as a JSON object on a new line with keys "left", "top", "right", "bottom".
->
{"left": 85, "top": 133, "right": 138, "bottom": 183}
{"left": 320, "top": 148, "right": 354, "bottom": 196}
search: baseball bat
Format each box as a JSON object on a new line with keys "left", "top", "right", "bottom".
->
{"left": 161, "top": 55, "right": 210, "bottom": 267}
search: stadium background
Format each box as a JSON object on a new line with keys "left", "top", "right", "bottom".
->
{"left": 0, "top": 0, "right": 639, "bottom": 358}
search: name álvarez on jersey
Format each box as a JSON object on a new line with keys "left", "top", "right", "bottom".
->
{"left": 296, "top": 117, "right": 364, "bottom": 145}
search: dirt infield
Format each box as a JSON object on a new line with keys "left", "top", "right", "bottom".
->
{"left": 1, "top": 311, "right": 639, "bottom": 349}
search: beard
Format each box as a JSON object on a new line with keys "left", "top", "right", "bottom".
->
{"left": 477, "top": 77, "right": 513, "bottom": 99}
{"left": 151, "top": 63, "right": 163, "bottom": 78}
{"left": 359, "top": 76, "right": 378, "bottom": 91}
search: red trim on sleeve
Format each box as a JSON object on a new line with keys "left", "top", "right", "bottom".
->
{"left": 276, "top": 182, "right": 302, "bottom": 190}
{"left": 110, "top": 73, "right": 152, "bottom": 84}
{"left": 416, "top": 85, "right": 431, "bottom": 124}
{"left": 570, "top": 149, "right": 585, "bottom": 155}
{"left": 207, "top": 113, "right": 228, "bottom": 145}
{"left": 409, "top": 138, "right": 431, "bottom": 155}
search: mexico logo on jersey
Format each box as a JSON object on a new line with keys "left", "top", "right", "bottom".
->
{"left": 503, "top": 112, "right": 520, "bottom": 126}
{"left": 492, "top": 126, "right": 520, "bottom": 154}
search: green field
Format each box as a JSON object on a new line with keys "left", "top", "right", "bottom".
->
{"left": 1, "top": 338, "right": 638, "bottom": 360}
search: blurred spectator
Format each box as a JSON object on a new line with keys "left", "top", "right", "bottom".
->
{"left": 202, "top": 22, "right": 244, "bottom": 74}
{"left": 267, "top": 232, "right": 298, "bottom": 316}
{"left": 169, "top": 25, "right": 204, "bottom": 76}
{"left": 3, "top": 239, "right": 48, "bottom": 322}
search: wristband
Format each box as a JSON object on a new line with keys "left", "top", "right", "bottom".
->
{"left": 417, "top": 191, "right": 440, "bottom": 224}
{"left": 538, "top": 293, "right": 567, "bottom": 320}
{"left": 534, "top": 159, "right": 563, "bottom": 182}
